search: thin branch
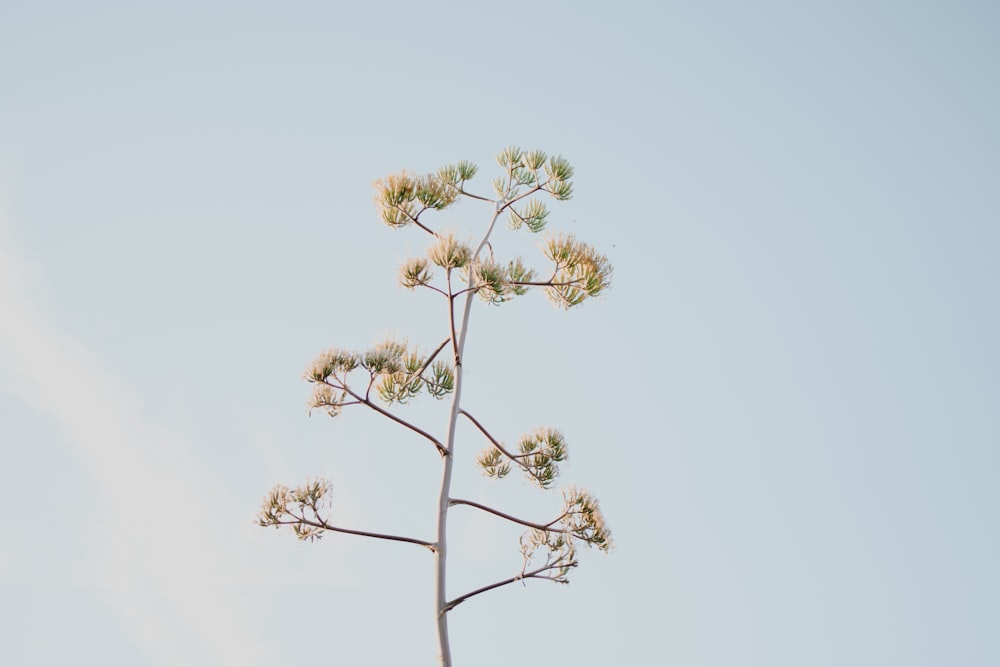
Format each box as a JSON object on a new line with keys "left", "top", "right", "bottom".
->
{"left": 395, "top": 204, "right": 439, "bottom": 237}
{"left": 458, "top": 409, "right": 524, "bottom": 465}
{"left": 509, "top": 207, "right": 527, "bottom": 227}
{"left": 498, "top": 183, "right": 544, "bottom": 212}
{"left": 412, "top": 218, "right": 438, "bottom": 237}
{"left": 415, "top": 338, "right": 453, "bottom": 394}
{"left": 335, "top": 383, "right": 449, "bottom": 457}
{"left": 452, "top": 278, "right": 582, "bottom": 299}
{"left": 420, "top": 283, "right": 450, "bottom": 298}
{"left": 458, "top": 188, "right": 493, "bottom": 203}
{"left": 452, "top": 284, "right": 485, "bottom": 298}
{"left": 510, "top": 279, "right": 584, "bottom": 288}
{"left": 449, "top": 498, "right": 570, "bottom": 534}
{"left": 276, "top": 515, "right": 437, "bottom": 552}
{"left": 408, "top": 337, "right": 450, "bottom": 381}
{"left": 441, "top": 560, "right": 573, "bottom": 615}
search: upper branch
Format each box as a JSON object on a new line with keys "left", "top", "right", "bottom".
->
{"left": 509, "top": 279, "right": 584, "bottom": 288}
{"left": 410, "top": 216, "right": 438, "bottom": 237}
{"left": 449, "top": 498, "right": 571, "bottom": 534}
{"left": 458, "top": 188, "right": 494, "bottom": 203}
{"left": 338, "top": 383, "right": 449, "bottom": 457}
{"left": 459, "top": 409, "right": 522, "bottom": 463}
{"left": 413, "top": 338, "right": 450, "bottom": 380}
{"left": 498, "top": 183, "right": 544, "bottom": 212}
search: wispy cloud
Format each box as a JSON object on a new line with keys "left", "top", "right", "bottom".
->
{"left": 0, "top": 194, "right": 275, "bottom": 665}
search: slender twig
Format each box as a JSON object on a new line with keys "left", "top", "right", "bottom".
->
{"left": 450, "top": 498, "right": 571, "bottom": 534}
{"left": 510, "top": 279, "right": 584, "bottom": 288}
{"left": 441, "top": 560, "right": 573, "bottom": 615}
{"left": 420, "top": 283, "right": 450, "bottom": 297}
{"left": 276, "top": 514, "right": 437, "bottom": 552}
{"left": 333, "top": 382, "right": 448, "bottom": 456}
{"left": 458, "top": 409, "right": 527, "bottom": 465}
{"left": 498, "top": 183, "right": 544, "bottom": 212}
{"left": 395, "top": 204, "right": 439, "bottom": 237}
{"left": 458, "top": 188, "right": 493, "bottom": 203}
{"left": 452, "top": 284, "right": 486, "bottom": 298}
{"left": 410, "top": 338, "right": 450, "bottom": 381}
{"left": 416, "top": 338, "right": 453, "bottom": 394}
{"left": 452, "top": 279, "right": 583, "bottom": 300}
{"left": 452, "top": 264, "right": 585, "bottom": 297}
{"left": 412, "top": 218, "right": 438, "bottom": 237}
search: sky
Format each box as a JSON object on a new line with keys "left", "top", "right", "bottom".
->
{"left": 1, "top": 1, "right": 998, "bottom": 665}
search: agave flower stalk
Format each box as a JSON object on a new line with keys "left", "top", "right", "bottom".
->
{"left": 258, "top": 147, "right": 613, "bottom": 667}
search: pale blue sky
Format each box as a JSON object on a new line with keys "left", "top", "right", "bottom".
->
{"left": 1, "top": 1, "right": 998, "bottom": 665}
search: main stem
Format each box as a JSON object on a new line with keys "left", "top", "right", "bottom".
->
{"left": 434, "top": 205, "right": 503, "bottom": 667}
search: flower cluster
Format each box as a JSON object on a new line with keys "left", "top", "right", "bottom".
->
{"left": 520, "top": 529, "right": 576, "bottom": 581}
{"left": 306, "top": 348, "right": 360, "bottom": 382}
{"left": 467, "top": 259, "right": 510, "bottom": 304}
{"left": 373, "top": 171, "right": 461, "bottom": 229}
{"left": 542, "top": 233, "right": 613, "bottom": 308}
{"left": 476, "top": 427, "right": 567, "bottom": 488}
{"left": 491, "top": 147, "right": 574, "bottom": 203}
{"left": 519, "top": 486, "right": 613, "bottom": 579}
{"left": 517, "top": 428, "right": 567, "bottom": 489}
{"left": 507, "top": 198, "right": 550, "bottom": 233}
{"left": 305, "top": 339, "right": 455, "bottom": 412}
{"left": 427, "top": 232, "right": 472, "bottom": 270}
{"left": 256, "top": 478, "right": 333, "bottom": 542}
{"left": 476, "top": 447, "right": 510, "bottom": 480}
{"left": 559, "top": 486, "right": 613, "bottom": 552}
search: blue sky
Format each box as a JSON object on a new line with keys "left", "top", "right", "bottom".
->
{"left": 1, "top": 1, "right": 998, "bottom": 665}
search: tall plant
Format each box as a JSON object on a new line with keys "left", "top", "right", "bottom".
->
{"left": 258, "top": 147, "right": 613, "bottom": 666}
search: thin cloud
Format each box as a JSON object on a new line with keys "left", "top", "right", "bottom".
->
{"left": 0, "top": 195, "right": 275, "bottom": 666}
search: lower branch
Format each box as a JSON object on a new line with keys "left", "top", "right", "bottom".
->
{"left": 441, "top": 560, "right": 574, "bottom": 615}
{"left": 275, "top": 515, "right": 438, "bottom": 552}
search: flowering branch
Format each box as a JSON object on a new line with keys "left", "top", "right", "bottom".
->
{"left": 462, "top": 409, "right": 568, "bottom": 488}
{"left": 267, "top": 516, "right": 437, "bottom": 551}
{"left": 449, "top": 497, "right": 570, "bottom": 533}
{"left": 459, "top": 409, "right": 521, "bottom": 461}
{"left": 441, "top": 559, "right": 575, "bottom": 615}
{"left": 339, "top": 383, "right": 449, "bottom": 456}
{"left": 257, "top": 480, "right": 436, "bottom": 550}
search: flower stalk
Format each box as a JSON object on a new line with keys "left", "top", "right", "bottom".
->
{"left": 257, "top": 147, "right": 613, "bottom": 667}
